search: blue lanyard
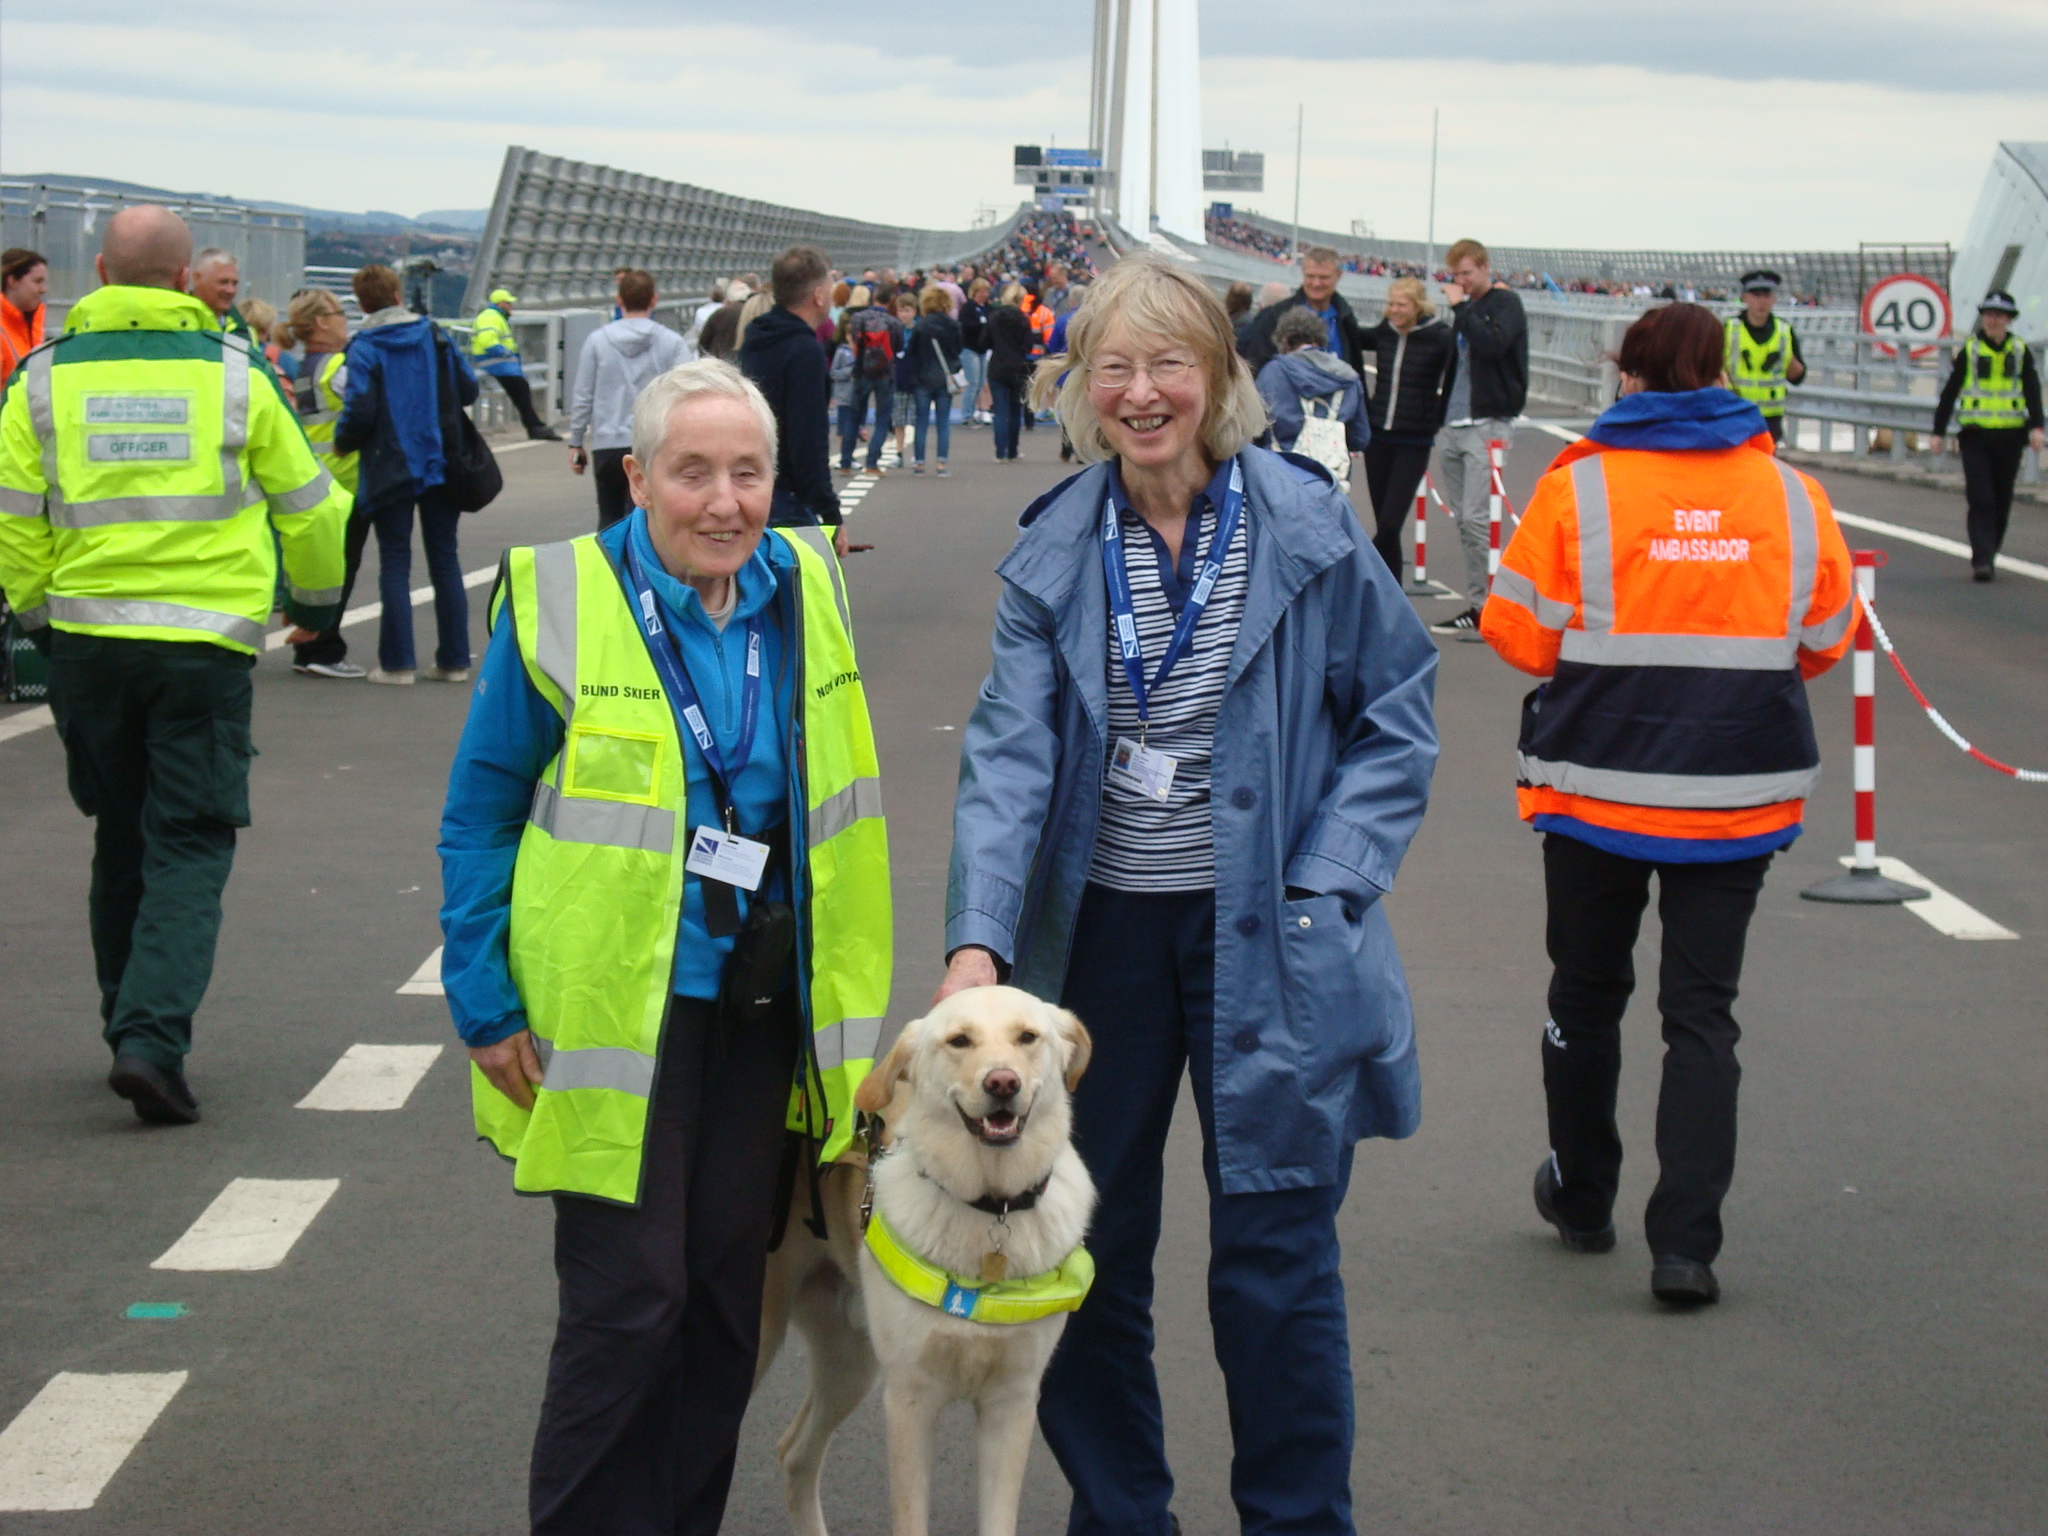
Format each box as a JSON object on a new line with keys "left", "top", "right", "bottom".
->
{"left": 622, "top": 539, "right": 763, "bottom": 824}
{"left": 1102, "top": 459, "right": 1244, "bottom": 731}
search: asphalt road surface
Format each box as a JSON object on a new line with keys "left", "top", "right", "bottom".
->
{"left": 2, "top": 414, "right": 2043, "bottom": 1534}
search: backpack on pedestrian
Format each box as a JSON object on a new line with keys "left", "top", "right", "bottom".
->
{"left": 856, "top": 311, "right": 896, "bottom": 381}
{"left": 1293, "top": 397, "right": 1352, "bottom": 490}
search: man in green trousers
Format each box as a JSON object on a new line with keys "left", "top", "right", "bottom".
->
{"left": 0, "top": 205, "right": 349, "bottom": 1124}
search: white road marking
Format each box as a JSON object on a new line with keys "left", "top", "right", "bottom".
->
{"left": 1517, "top": 418, "right": 1588, "bottom": 443}
{"left": 1835, "top": 856, "right": 2018, "bottom": 940}
{"left": 296, "top": 1044, "right": 444, "bottom": 1111}
{"left": 150, "top": 1178, "right": 340, "bottom": 1271}
{"left": 1832, "top": 511, "right": 2048, "bottom": 584}
{"left": 0, "top": 1372, "right": 188, "bottom": 1512}
{"left": 262, "top": 564, "right": 498, "bottom": 651}
{"left": 0, "top": 705, "right": 54, "bottom": 744}
{"left": 397, "top": 945, "right": 445, "bottom": 996}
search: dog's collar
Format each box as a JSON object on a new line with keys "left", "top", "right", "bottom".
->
{"left": 919, "top": 1169, "right": 1053, "bottom": 1217}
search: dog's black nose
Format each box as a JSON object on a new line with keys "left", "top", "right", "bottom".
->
{"left": 982, "top": 1068, "right": 1021, "bottom": 1102}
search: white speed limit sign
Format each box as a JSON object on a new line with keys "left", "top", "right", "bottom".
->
{"left": 1861, "top": 273, "right": 1952, "bottom": 360}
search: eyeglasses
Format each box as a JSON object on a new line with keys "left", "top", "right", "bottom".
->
{"left": 1089, "top": 357, "right": 1196, "bottom": 389}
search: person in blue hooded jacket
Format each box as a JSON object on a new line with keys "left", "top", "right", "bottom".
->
{"left": 1255, "top": 306, "right": 1369, "bottom": 482}
{"left": 936, "top": 254, "right": 1438, "bottom": 1536}
{"left": 333, "top": 263, "right": 479, "bottom": 684}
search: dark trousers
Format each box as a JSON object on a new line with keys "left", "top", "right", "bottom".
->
{"left": 292, "top": 507, "right": 373, "bottom": 667}
{"left": 368, "top": 490, "right": 469, "bottom": 672}
{"left": 530, "top": 994, "right": 800, "bottom": 1536}
{"left": 496, "top": 371, "right": 551, "bottom": 437}
{"left": 841, "top": 377, "right": 893, "bottom": 469}
{"left": 1043, "top": 884, "right": 1356, "bottom": 1536}
{"left": 47, "top": 634, "right": 254, "bottom": 1069}
{"left": 1764, "top": 415, "right": 1784, "bottom": 444}
{"left": 1540, "top": 833, "right": 1771, "bottom": 1263}
{"left": 1361, "top": 438, "right": 1434, "bottom": 578}
{"left": 1958, "top": 427, "right": 2028, "bottom": 568}
{"left": 592, "top": 448, "right": 633, "bottom": 531}
{"left": 989, "top": 379, "right": 1023, "bottom": 460}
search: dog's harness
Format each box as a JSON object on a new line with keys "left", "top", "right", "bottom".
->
{"left": 855, "top": 1111, "right": 1093, "bottom": 1324}
{"left": 863, "top": 1208, "right": 1095, "bottom": 1324}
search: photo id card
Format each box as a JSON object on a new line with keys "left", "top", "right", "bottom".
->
{"left": 685, "top": 827, "right": 771, "bottom": 891}
{"left": 1109, "top": 736, "right": 1178, "bottom": 802}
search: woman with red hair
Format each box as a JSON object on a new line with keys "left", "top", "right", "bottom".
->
{"left": 1480, "top": 302, "right": 1859, "bottom": 1308}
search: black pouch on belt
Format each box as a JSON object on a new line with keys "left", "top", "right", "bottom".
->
{"left": 721, "top": 900, "right": 796, "bottom": 1021}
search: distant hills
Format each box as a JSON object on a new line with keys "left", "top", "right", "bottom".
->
{"left": 6, "top": 174, "right": 487, "bottom": 236}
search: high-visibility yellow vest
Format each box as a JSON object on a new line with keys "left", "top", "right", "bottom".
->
{"left": 471, "top": 305, "right": 516, "bottom": 364}
{"left": 863, "top": 1208, "right": 1094, "bottom": 1325}
{"left": 473, "top": 525, "right": 892, "bottom": 1202}
{"left": 0, "top": 284, "right": 349, "bottom": 649}
{"left": 294, "top": 351, "right": 358, "bottom": 493}
{"left": 1956, "top": 336, "right": 2029, "bottom": 430}
{"left": 1725, "top": 316, "right": 1793, "bottom": 417}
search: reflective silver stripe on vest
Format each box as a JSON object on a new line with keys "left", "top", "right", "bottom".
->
{"left": 268, "top": 467, "right": 334, "bottom": 516}
{"left": 541, "top": 1044, "right": 656, "bottom": 1097}
{"left": 1489, "top": 565, "right": 1574, "bottom": 628}
{"left": 813, "top": 1014, "right": 885, "bottom": 1072}
{"left": 1559, "top": 631, "right": 1797, "bottom": 668}
{"left": 289, "top": 581, "right": 345, "bottom": 606}
{"left": 530, "top": 541, "right": 581, "bottom": 791}
{"left": 26, "top": 346, "right": 59, "bottom": 504}
{"left": 782, "top": 524, "right": 852, "bottom": 635}
{"left": 1801, "top": 597, "right": 1856, "bottom": 651}
{"left": 1570, "top": 457, "right": 1614, "bottom": 632}
{"left": 1518, "top": 755, "right": 1820, "bottom": 808}
{"left": 1778, "top": 462, "right": 1817, "bottom": 645}
{"left": 48, "top": 493, "right": 257, "bottom": 528}
{"left": 808, "top": 776, "right": 883, "bottom": 847}
{"left": 529, "top": 780, "right": 676, "bottom": 854}
{"left": 47, "top": 594, "right": 265, "bottom": 648}
{"left": 0, "top": 486, "right": 42, "bottom": 516}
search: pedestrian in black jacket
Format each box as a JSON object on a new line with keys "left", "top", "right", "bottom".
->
{"left": 738, "top": 245, "right": 859, "bottom": 554}
{"left": 907, "top": 287, "right": 964, "bottom": 473}
{"left": 984, "top": 285, "right": 1035, "bottom": 462}
{"left": 1237, "top": 247, "right": 1366, "bottom": 374}
{"left": 1429, "top": 238, "right": 1531, "bottom": 634}
{"left": 1360, "top": 277, "right": 1456, "bottom": 578}
{"left": 1931, "top": 290, "right": 2047, "bottom": 579}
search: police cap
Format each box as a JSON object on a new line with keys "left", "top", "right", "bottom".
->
{"left": 1739, "top": 269, "right": 1782, "bottom": 293}
{"left": 1978, "top": 290, "right": 2020, "bottom": 315}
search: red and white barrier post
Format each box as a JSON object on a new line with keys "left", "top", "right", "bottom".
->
{"left": 1486, "top": 438, "right": 1507, "bottom": 590}
{"left": 1802, "top": 550, "right": 1929, "bottom": 904}
{"left": 1406, "top": 479, "right": 1432, "bottom": 593}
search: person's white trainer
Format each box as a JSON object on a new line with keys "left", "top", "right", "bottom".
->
{"left": 294, "top": 659, "right": 366, "bottom": 679}
{"left": 365, "top": 667, "right": 416, "bottom": 685}
{"left": 420, "top": 665, "right": 471, "bottom": 683}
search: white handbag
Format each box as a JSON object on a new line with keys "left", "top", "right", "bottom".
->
{"left": 932, "top": 337, "right": 967, "bottom": 395}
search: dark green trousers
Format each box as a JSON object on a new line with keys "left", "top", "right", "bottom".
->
{"left": 48, "top": 633, "right": 255, "bottom": 1068}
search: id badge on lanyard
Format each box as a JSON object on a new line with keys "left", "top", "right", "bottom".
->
{"left": 622, "top": 541, "right": 771, "bottom": 930}
{"left": 1102, "top": 460, "right": 1243, "bottom": 803}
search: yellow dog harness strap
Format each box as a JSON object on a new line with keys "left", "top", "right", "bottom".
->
{"left": 864, "top": 1209, "right": 1095, "bottom": 1324}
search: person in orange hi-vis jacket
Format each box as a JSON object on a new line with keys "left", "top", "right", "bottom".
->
{"left": 1479, "top": 302, "right": 1858, "bottom": 1311}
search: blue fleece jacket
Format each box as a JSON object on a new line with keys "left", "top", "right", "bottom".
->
{"left": 336, "top": 313, "right": 477, "bottom": 500}
{"left": 437, "top": 515, "right": 794, "bottom": 1046}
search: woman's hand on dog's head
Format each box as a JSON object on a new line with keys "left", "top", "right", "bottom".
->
{"left": 931, "top": 945, "right": 1001, "bottom": 1010}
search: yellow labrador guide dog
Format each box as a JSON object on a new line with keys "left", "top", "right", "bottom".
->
{"left": 756, "top": 985, "right": 1096, "bottom": 1536}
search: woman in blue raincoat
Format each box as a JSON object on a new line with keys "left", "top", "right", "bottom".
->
{"left": 937, "top": 254, "right": 1438, "bottom": 1535}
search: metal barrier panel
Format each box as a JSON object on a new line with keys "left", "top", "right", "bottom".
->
{"left": 464, "top": 147, "right": 1028, "bottom": 315}
{"left": 1, "top": 180, "right": 305, "bottom": 321}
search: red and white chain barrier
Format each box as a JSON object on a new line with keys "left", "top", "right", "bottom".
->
{"left": 1486, "top": 439, "right": 1506, "bottom": 586}
{"left": 1860, "top": 585, "right": 2048, "bottom": 785}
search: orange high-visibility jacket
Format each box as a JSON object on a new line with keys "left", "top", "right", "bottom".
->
{"left": 0, "top": 302, "right": 44, "bottom": 391}
{"left": 1479, "top": 430, "right": 1858, "bottom": 856}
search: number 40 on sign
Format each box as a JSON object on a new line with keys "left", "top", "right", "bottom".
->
{"left": 1860, "top": 273, "right": 1952, "bottom": 361}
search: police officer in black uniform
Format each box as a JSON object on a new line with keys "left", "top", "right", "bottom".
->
{"left": 1932, "top": 291, "right": 2046, "bottom": 581}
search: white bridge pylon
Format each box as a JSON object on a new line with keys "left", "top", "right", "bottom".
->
{"left": 1091, "top": 0, "right": 1207, "bottom": 244}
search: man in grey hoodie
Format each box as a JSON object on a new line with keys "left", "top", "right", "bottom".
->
{"left": 568, "top": 269, "right": 690, "bottom": 529}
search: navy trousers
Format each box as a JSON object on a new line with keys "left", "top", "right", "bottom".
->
{"left": 1042, "top": 883, "right": 1356, "bottom": 1536}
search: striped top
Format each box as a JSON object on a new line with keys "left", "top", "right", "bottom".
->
{"left": 1089, "top": 458, "right": 1250, "bottom": 893}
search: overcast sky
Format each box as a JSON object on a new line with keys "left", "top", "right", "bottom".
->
{"left": 4, "top": 0, "right": 2044, "bottom": 251}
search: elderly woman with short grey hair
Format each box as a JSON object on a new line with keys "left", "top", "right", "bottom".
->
{"left": 437, "top": 358, "right": 889, "bottom": 1533}
{"left": 938, "top": 252, "right": 1439, "bottom": 1533}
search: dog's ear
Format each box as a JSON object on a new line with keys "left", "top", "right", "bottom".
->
{"left": 1055, "top": 1008, "right": 1093, "bottom": 1091}
{"left": 854, "top": 1021, "right": 918, "bottom": 1113}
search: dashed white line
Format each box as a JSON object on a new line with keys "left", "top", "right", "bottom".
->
{"left": 1834, "top": 856, "right": 2018, "bottom": 940}
{"left": 261, "top": 564, "right": 498, "bottom": 651}
{"left": 296, "top": 1044, "right": 444, "bottom": 1111}
{"left": 150, "top": 1178, "right": 340, "bottom": 1272}
{"left": 397, "top": 946, "right": 445, "bottom": 996}
{"left": 0, "top": 1372, "right": 188, "bottom": 1511}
